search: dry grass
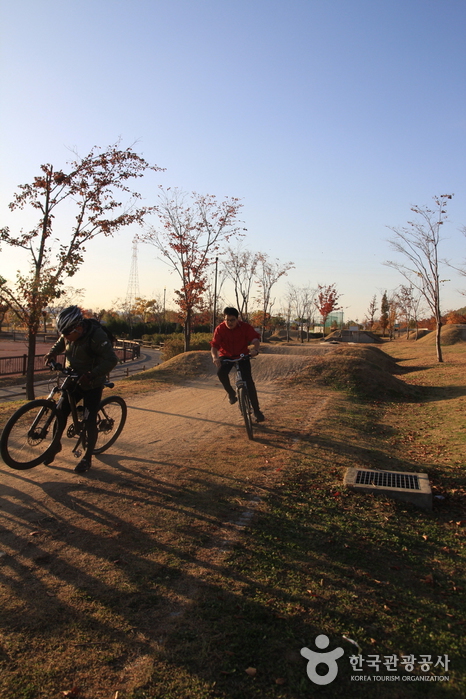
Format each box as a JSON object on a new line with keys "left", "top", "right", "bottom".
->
{"left": 416, "top": 324, "right": 466, "bottom": 346}
{"left": 0, "top": 341, "right": 465, "bottom": 698}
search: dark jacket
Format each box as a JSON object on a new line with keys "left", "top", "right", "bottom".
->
{"left": 49, "top": 320, "right": 118, "bottom": 389}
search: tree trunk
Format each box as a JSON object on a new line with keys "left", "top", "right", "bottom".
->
{"left": 184, "top": 309, "right": 191, "bottom": 352}
{"left": 435, "top": 321, "right": 443, "bottom": 363}
{"left": 26, "top": 330, "right": 37, "bottom": 400}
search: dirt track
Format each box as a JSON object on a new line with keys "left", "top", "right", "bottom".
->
{"left": 0, "top": 344, "right": 334, "bottom": 519}
{"left": 0, "top": 343, "right": 337, "bottom": 698}
{"left": 1, "top": 344, "right": 332, "bottom": 478}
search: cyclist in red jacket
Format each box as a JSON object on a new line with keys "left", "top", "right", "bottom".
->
{"left": 210, "top": 307, "right": 264, "bottom": 422}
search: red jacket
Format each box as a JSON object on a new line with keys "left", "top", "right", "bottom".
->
{"left": 210, "top": 320, "right": 260, "bottom": 358}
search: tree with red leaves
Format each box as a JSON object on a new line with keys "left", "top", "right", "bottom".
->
{"left": 0, "top": 144, "right": 162, "bottom": 398}
{"left": 314, "top": 283, "right": 342, "bottom": 337}
{"left": 139, "top": 188, "right": 244, "bottom": 351}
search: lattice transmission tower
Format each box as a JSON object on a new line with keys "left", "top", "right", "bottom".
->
{"left": 125, "top": 240, "right": 140, "bottom": 309}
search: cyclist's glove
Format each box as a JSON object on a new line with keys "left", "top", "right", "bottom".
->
{"left": 78, "top": 372, "right": 93, "bottom": 388}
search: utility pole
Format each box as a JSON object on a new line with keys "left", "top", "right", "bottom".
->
{"left": 212, "top": 256, "right": 218, "bottom": 332}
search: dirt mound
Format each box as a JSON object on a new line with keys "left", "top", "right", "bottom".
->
{"left": 263, "top": 344, "right": 330, "bottom": 356}
{"left": 325, "top": 330, "right": 383, "bottom": 343}
{"left": 331, "top": 345, "right": 403, "bottom": 374}
{"left": 291, "top": 345, "right": 415, "bottom": 400}
{"left": 128, "top": 350, "right": 216, "bottom": 383}
{"left": 416, "top": 324, "right": 466, "bottom": 346}
{"left": 125, "top": 345, "right": 405, "bottom": 393}
{"left": 129, "top": 350, "right": 317, "bottom": 385}
{"left": 252, "top": 354, "right": 314, "bottom": 382}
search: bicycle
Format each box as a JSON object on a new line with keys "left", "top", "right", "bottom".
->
{"left": 221, "top": 355, "right": 255, "bottom": 440}
{"left": 0, "top": 361, "right": 127, "bottom": 470}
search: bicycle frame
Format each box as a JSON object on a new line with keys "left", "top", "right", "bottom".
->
{"left": 221, "top": 354, "right": 254, "bottom": 439}
{"left": 220, "top": 354, "right": 250, "bottom": 393}
{"left": 47, "top": 361, "right": 114, "bottom": 458}
{"left": 46, "top": 368, "right": 87, "bottom": 457}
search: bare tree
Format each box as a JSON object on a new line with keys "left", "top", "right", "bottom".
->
{"left": 255, "top": 254, "right": 294, "bottom": 340}
{"left": 46, "top": 287, "right": 85, "bottom": 332}
{"left": 386, "top": 194, "right": 453, "bottom": 362}
{"left": 394, "top": 285, "right": 426, "bottom": 340}
{"left": 287, "top": 284, "right": 316, "bottom": 342}
{"left": 364, "top": 294, "right": 377, "bottom": 330}
{"left": 139, "top": 188, "right": 243, "bottom": 351}
{"left": 387, "top": 292, "right": 398, "bottom": 340}
{"left": 222, "top": 244, "right": 259, "bottom": 322}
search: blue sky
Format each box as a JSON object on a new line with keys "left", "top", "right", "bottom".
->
{"left": 1, "top": 0, "right": 465, "bottom": 322}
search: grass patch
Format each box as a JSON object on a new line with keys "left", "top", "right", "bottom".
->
{"left": 0, "top": 342, "right": 465, "bottom": 697}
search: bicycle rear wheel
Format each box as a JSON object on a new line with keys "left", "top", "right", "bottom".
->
{"left": 0, "top": 399, "right": 60, "bottom": 469}
{"left": 238, "top": 386, "right": 254, "bottom": 440}
{"left": 93, "top": 396, "right": 127, "bottom": 454}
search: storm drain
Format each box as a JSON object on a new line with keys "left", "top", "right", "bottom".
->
{"left": 344, "top": 468, "right": 432, "bottom": 510}
{"left": 355, "top": 470, "right": 420, "bottom": 490}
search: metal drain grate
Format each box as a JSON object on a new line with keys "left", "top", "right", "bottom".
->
{"left": 345, "top": 468, "right": 431, "bottom": 509}
{"left": 356, "top": 470, "right": 420, "bottom": 490}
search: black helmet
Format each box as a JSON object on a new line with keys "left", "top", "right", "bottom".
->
{"left": 56, "top": 305, "right": 83, "bottom": 335}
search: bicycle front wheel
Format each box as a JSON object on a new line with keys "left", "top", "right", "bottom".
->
{"left": 0, "top": 400, "right": 60, "bottom": 470}
{"left": 238, "top": 387, "right": 254, "bottom": 441}
{"left": 93, "top": 396, "right": 127, "bottom": 454}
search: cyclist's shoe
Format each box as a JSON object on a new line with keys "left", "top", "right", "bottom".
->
{"left": 255, "top": 411, "right": 265, "bottom": 423}
{"left": 229, "top": 394, "right": 238, "bottom": 405}
{"left": 44, "top": 443, "right": 62, "bottom": 465}
{"left": 74, "top": 458, "right": 91, "bottom": 473}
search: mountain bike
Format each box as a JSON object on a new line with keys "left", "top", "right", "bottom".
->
{"left": 221, "top": 355, "right": 254, "bottom": 440}
{"left": 0, "top": 362, "right": 127, "bottom": 470}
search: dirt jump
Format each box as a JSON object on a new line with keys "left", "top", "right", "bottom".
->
{"left": 0, "top": 343, "right": 338, "bottom": 698}
{"left": 0, "top": 344, "right": 333, "bottom": 482}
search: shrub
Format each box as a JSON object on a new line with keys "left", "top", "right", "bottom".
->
{"left": 162, "top": 333, "right": 212, "bottom": 361}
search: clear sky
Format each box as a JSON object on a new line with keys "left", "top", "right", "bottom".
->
{"left": 1, "top": 0, "right": 466, "bottom": 323}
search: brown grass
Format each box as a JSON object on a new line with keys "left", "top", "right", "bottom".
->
{"left": 0, "top": 341, "right": 465, "bottom": 697}
{"left": 416, "top": 324, "right": 466, "bottom": 346}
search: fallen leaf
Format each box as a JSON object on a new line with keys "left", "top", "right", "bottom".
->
{"left": 422, "top": 534, "right": 428, "bottom": 541}
{"left": 275, "top": 678, "right": 286, "bottom": 685}
{"left": 61, "top": 689, "right": 80, "bottom": 697}
{"left": 245, "top": 667, "right": 257, "bottom": 676}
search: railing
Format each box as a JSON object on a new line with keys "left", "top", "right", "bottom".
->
{"left": 0, "top": 341, "right": 140, "bottom": 377}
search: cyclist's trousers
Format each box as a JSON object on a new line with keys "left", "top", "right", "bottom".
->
{"left": 56, "top": 385, "right": 103, "bottom": 459}
{"left": 217, "top": 359, "right": 260, "bottom": 414}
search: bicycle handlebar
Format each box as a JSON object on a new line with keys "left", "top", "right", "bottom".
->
{"left": 220, "top": 354, "right": 253, "bottom": 363}
{"left": 47, "top": 360, "right": 114, "bottom": 388}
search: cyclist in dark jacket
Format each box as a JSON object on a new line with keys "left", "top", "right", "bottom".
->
{"left": 44, "top": 306, "right": 118, "bottom": 473}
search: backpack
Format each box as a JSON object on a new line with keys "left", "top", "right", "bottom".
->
{"left": 87, "top": 318, "right": 116, "bottom": 347}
